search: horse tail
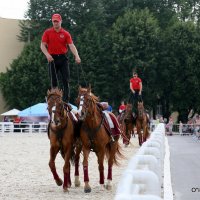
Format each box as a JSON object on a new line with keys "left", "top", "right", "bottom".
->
{"left": 113, "top": 143, "right": 125, "bottom": 166}
{"left": 74, "top": 120, "right": 82, "bottom": 139}
{"left": 71, "top": 138, "right": 82, "bottom": 166}
{"left": 105, "top": 141, "right": 125, "bottom": 166}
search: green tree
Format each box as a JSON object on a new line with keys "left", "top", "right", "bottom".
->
{"left": 70, "top": 23, "right": 113, "bottom": 104}
{"left": 158, "top": 20, "right": 200, "bottom": 122}
{"left": 110, "top": 9, "right": 160, "bottom": 109}
{"left": 19, "top": 0, "right": 109, "bottom": 42}
{"left": 0, "top": 37, "right": 48, "bottom": 109}
{"left": 2, "top": 0, "right": 200, "bottom": 117}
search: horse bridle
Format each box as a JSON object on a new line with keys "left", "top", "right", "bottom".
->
{"left": 77, "top": 93, "right": 94, "bottom": 120}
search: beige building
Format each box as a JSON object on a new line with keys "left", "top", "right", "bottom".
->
{"left": 0, "top": 17, "right": 25, "bottom": 119}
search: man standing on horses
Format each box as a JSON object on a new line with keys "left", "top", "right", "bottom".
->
{"left": 40, "top": 13, "right": 81, "bottom": 103}
{"left": 129, "top": 71, "right": 143, "bottom": 114}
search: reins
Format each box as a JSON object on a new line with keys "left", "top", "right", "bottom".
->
{"left": 77, "top": 63, "right": 87, "bottom": 86}
{"left": 48, "top": 61, "right": 60, "bottom": 89}
{"left": 47, "top": 95, "right": 65, "bottom": 119}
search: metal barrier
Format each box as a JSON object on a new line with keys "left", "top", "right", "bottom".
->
{"left": 166, "top": 123, "right": 200, "bottom": 137}
{"left": 115, "top": 123, "right": 165, "bottom": 200}
{"left": 0, "top": 122, "right": 48, "bottom": 133}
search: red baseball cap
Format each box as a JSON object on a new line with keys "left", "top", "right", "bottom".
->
{"left": 52, "top": 14, "right": 62, "bottom": 22}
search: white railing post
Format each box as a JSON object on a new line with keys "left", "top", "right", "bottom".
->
{"left": 115, "top": 123, "right": 165, "bottom": 200}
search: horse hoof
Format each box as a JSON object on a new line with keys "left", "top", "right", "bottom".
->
{"left": 104, "top": 184, "right": 112, "bottom": 190}
{"left": 75, "top": 181, "right": 81, "bottom": 187}
{"left": 56, "top": 178, "right": 63, "bottom": 186}
{"left": 74, "top": 176, "right": 81, "bottom": 187}
{"left": 63, "top": 187, "right": 69, "bottom": 193}
{"left": 84, "top": 187, "right": 91, "bottom": 193}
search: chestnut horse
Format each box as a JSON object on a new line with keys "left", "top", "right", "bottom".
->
{"left": 47, "top": 88, "right": 81, "bottom": 192}
{"left": 136, "top": 101, "right": 150, "bottom": 146}
{"left": 76, "top": 86, "right": 123, "bottom": 193}
{"left": 120, "top": 103, "right": 135, "bottom": 146}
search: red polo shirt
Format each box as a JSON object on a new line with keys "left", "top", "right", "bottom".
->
{"left": 42, "top": 27, "right": 73, "bottom": 55}
{"left": 119, "top": 105, "right": 126, "bottom": 111}
{"left": 130, "top": 77, "right": 142, "bottom": 90}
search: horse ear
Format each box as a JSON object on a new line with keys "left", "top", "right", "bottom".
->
{"left": 60, "top": 89, "right": 63, "bottom": 97}
{"left": 78, "top": 85, "right": 82, "bottom": 92}
{"left": 47, "top": 89, "right": 50, "bottom": 96}
{"left": 88, "top": 84, "right": 91, "bottom": 92}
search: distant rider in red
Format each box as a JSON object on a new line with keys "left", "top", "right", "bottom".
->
{"left": 129, "top": 71, "right": 143, "bottom": 114}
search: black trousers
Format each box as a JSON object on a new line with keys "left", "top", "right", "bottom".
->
{"left": 128, "top": 90, "right": 143, "bottom": 112}
{"left": 48, "top": 54, "right": 70, "bottom": 102}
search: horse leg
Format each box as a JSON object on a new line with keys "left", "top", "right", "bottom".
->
{"left": 132, "top": 125, "right": 136, "bottom": 137}
{"left": 122, "top": 123, "right": 127, "bottom": 145}
{"left": 74, "top": 141, "right": 81, "bottom": 187}
{"left": 105, "top": 142, "right": 117, "bottom": 190}
{"left": 123, "top": 124, "right": 129, "bottom": 147}
{"left": 126, "top": 125, "right": 130, "bottom": 146}
{"left": 143, "top": 125, "right": 149, "bottom": 142}
{"left": 63, "top": 146, "right": 71, "bottom": 192}
{"left": 49, "top": 144, "right": 63, "bottom": 186}
{"left": 127, "top": 125, "right": 132, "bottom": 145}
{"left": 96, "top": 150, "right": 105, "bottom": 189}
{"left": 137, "top": 123, "right": 142, "bottom": 146}
{"left": 82, "top": 147, "right": 91, "bottom": 193}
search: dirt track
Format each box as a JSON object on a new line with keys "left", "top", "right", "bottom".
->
{"left": 0, "top": 133, "right": 139, "bottom": 200}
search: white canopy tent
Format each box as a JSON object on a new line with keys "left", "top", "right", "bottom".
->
{"left": 1, "top": 109, "right": 20, "bottom": 116}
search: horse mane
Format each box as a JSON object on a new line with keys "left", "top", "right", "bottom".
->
{"left": 47, "top": 88, "right": 63, "bottom": 98}
{"left": 79, "top": 87, "right": 99, "bottom": 103}
{"left": 90, "top": 92, "right": 99, "bottom": 103}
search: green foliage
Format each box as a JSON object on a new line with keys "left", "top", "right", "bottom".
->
{"left": 161, "top": 21, "right": 200, "bottom": 119}
{"left": 110, "top": 9, "right": 160, "bottom": 107}
{"left": 0, "top": 37, "right": 48, "bottom": 109}
{"left": 1, "top": 0, "right": 200, "bottom": 120}
{"left": 70, "top": 23, "right": 113, "bottom": 104}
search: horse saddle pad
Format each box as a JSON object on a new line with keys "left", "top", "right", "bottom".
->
{"left": 103, "top": 111, "right": 121, "bottom": 136}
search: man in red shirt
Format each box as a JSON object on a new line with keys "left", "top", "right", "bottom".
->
{"left": 40, "top": 13, "right": 81, "bottom": 103}
{"left": 118, "top": 101, "right": 126, "bottom": 114}
{"left": 129, "top": 71, "right": 143, "bottom": 112}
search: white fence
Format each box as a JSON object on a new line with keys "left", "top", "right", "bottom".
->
{"left": 115, "top": 123, "right": 165, "bottom": 200}
{"left": 169, "top": 123, "right": 200, "bottom": 134}
{"left": 0, "top": 122, "right": 48, "bottom": 133}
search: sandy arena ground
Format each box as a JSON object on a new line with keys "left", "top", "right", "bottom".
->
{"left": 0, "top": 133, "right": 139, "bottom": 200}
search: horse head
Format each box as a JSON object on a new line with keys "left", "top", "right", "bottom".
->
{"left": 125, "top": 104, "right": 132, "bottom": 113}
{"left": 47, "top": 88, "right": 67, "bottom": 129}
{"left": 137, "top": 101, "right": 145, "bottom": 119}
{"left": 76, "top": 86, "right": 98, "bottom": 121}
{"left": 124, "top": 104, "right": 133, "bottom": 120}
